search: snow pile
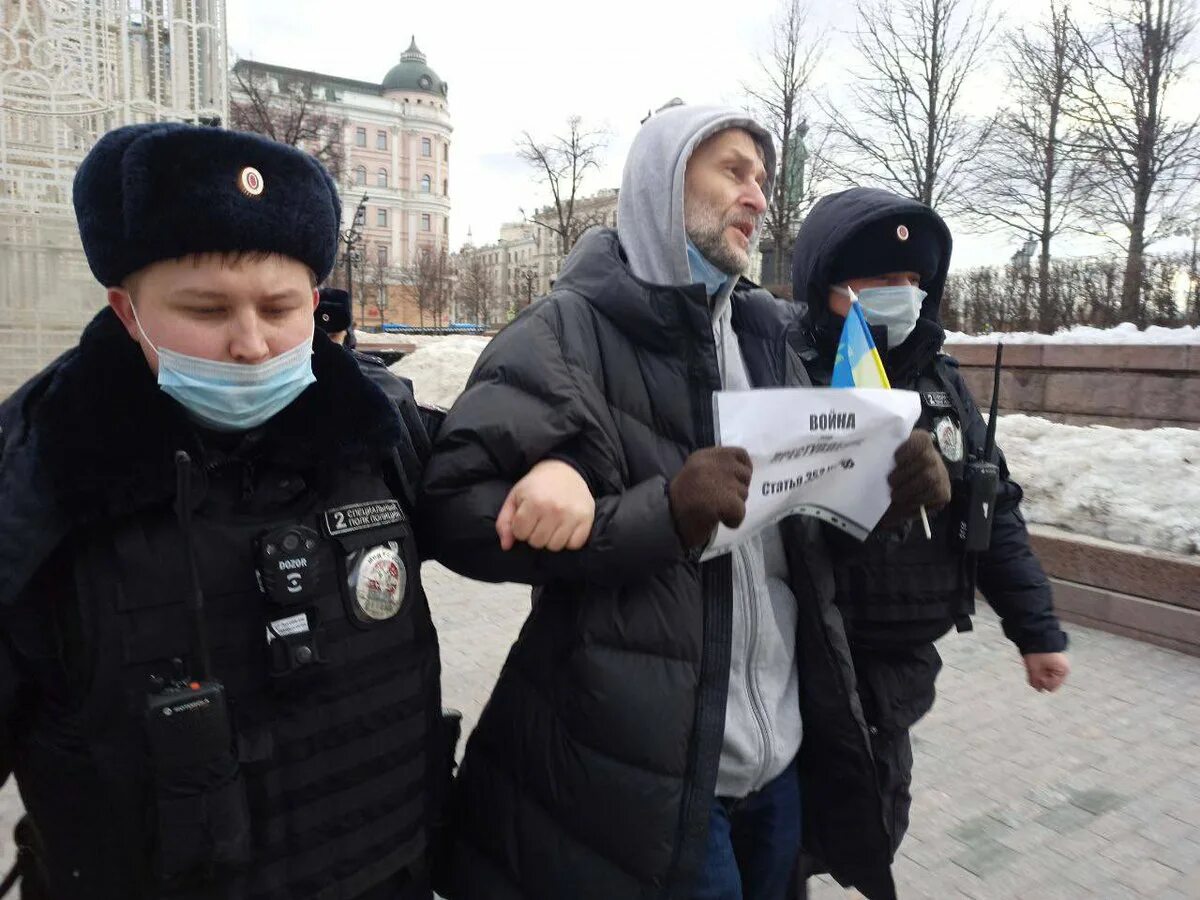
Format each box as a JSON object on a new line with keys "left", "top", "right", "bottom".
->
{"left": 995, "top": 414, "right": 1200, "bottom": 556}
{"left": 389, "top": 335, "right": 491, "bottom": 409}
{"left": 365, "top": 332, "right": 478, "bottom": 350}
{"left": 946, "top": 323, "right": 1200, "bottom": 344}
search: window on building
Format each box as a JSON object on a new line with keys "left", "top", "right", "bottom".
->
{"left": 377, "top": 245, "right": 388, "bottom": 267}
{"left": 376, "top": 130, "right": 387, "bottom": 150}
{"left": 377, "top": 208, "right": 388, "bottom": 227}
{"left": 443, "top": 218, "right": 448, "bottom": 235}
{"left": 354, "top": 166, "right": 366, "bottom": 185}
{"left": 355, "top": 207, "right": 365, "bottom": 225}
{"left": 377, "top": 168, "right": 388, "bottom": 188}
{"left": 444, "top": 143, "right": 450, "bottom": 161}
{"left": 355, "top": 127, "right": 366, "bottom": 147}
{"left": 422, "top": 214, "right": 432, "bottom": 232}
{"left": 421, "top": 137, "right": 432, "bottom": 157}
{"left": 442, "top": 179, "right": 448, "bottom": 196}
{"left": 421, "top": 174, "right": 431, "bottom": 193}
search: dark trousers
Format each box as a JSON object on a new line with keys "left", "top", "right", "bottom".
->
{"left": 852, "top": 642, "right": 941, "bottom": 855}
{"left": 690, "top": 760, "right": 801, "bottom": 900}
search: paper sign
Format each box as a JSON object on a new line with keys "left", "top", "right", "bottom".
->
{"left": 702, "top": 387, "right": 921, "bottom": 559}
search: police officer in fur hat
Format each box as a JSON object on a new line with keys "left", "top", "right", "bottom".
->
{"left": 313, "top": 286, "right": 440, "bottom": 444}
{"left": 316, "top": 285, "right": 355, "bottom": 344}
{"left": 790, "top": 187, "right": 1070, "bottom": 863}
{"left": 0, "top": 122, "right": 579, "bottom": 898}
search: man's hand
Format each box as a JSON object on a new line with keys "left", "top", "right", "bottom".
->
{"left": 668, "top": 447, "right": 753, "bottom": 550}
{"left": 881, "top": 430, "right": 952, "bottom": 526}
{"left": 1024, "top": 652, "right": 1071, "bottom": 693}
{"left": 496, "top": 460, "right": 595, "bottom": 552}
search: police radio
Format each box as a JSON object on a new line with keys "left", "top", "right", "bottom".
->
{"left": 957, "top": 344, "right": 1003, "bottom": 552}
{"left": 141, "top": 452, "right": 250, "bottom": 884}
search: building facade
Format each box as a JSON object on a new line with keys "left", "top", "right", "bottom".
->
{"left": 452, "top": 222, "right": 540, "bottom": 324}
{"left": 231, "top": 38, "right": 451, "bottom": 329}
{"left": 0, "top": 0, "right": 229, "bottom": 397}
{"left": 452, "top": 187, "right": 621, "bottom": 327}
{"left": 530, "top": 188, "right": 619, "bottom": 295}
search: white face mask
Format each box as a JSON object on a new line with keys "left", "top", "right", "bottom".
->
{"left": 846, "top": 285, "right": 926, "bottom": 349}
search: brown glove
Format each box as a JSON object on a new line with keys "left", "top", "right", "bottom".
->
{"left": 881, "top": 430, "right": 952, "bottom": 526}
{"left": 668, "top": 447, "right": 753, "bottom": 550}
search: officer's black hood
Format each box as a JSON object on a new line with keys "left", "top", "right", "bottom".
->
{"left": 791, "top": 188, "right": 953, "bottom": 378}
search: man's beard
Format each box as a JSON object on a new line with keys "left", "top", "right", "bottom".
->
{"left": 685, "top": 200, "right": 759, "bottom": 275}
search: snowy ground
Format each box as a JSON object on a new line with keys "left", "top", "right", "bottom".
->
{"left": 946, "top": 322, "right": 1200, "bottom": 345}
{"left": 393, "top": 335, "right": 1200, "bottom": 557}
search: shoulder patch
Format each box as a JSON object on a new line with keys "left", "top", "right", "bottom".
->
{"left": 324, "top": 500, "right": 406, "bottom": 537}
{"left": 922, "top": 391, "right": 954, "bottom": 410}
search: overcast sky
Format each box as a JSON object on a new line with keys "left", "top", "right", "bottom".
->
{"left": 228, "top": 0, "right": 1196, "bottom": 272}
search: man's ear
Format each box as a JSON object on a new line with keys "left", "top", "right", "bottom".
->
{"left": 108, "top": 286, "right": 141, "bottom": 343}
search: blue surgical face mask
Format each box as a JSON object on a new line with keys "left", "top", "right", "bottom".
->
{"left": 130, "top": 302, "right": 316, "bottom": 432}
{"left": 686, "top": 240, "right": 732, "bottom": 296}
{"left": 852, "top": 285, "right": 927, "bottom": 349}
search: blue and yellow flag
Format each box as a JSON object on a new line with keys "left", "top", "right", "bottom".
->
{"left": 831, "top": 299, "right": 891, "bottom": 389}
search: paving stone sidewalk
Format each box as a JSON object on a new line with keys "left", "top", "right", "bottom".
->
{"left": 4, "top": 562, "right": 1199, "bottom": 897}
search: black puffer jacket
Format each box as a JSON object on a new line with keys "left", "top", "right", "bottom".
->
{"left": 421, "top": 228, "right": 895, "bottom": 900}
{"left": 0, "top": 311, "right": 442, "bottom": 898}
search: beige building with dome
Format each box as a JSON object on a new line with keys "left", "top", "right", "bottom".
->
{"left": 231, "top": 38, "right": 451, "bottom": 327}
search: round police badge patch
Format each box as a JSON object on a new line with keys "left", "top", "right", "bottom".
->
{"left": 933, "top": 416, "right": 964, "bottom": 462}
{"left": 354, "top": 544, "right": 406, "bottom": 621}
{"left": 238, "top": 166, "right": 265, "bottom": 198}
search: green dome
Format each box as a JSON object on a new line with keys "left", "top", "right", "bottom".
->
{"left": 382, "top": 37, "right": 448, "bottom": 98}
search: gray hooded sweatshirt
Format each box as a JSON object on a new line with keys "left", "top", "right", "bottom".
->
{"left": 616, "top": 105, "right": 802, "bottom": 799}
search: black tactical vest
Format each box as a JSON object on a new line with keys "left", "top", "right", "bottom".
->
{"left": 13, "top": 454, "right": 440, "bottom": 899}
{"left": 825, "top": 360, "right": 977, "bottom": 639}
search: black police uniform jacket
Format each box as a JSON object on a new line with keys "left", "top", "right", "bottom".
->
{"left": 419, "top": 228, "right": 896, "bottom": 900}
{"left": 790, "top": 187, "right": 1068, "bottom": 850}
{"left": 0, "top": 309, "right": 442, "bottom": 899}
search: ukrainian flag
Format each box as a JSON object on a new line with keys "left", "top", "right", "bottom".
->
{"left": 831, "top": 299, "right": 891, "bottom": 389}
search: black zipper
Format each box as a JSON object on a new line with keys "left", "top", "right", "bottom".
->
{"left": 664, "top": 304, "right": 734, "bottom": 897}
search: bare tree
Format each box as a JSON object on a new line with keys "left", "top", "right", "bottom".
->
{"left": 411, "top": 247, "right": 451, "bottom": 329}
{"left": 825, "top": 0, "right": 998, "bottom": 212}
{"left": 368, "top": 258, "right": 391, "bottom": 329}
{"left": 1181, "top": 217, "right": 1200, "bottom": 324}
{"left": 455, "top": 253, "right": 491, "bottom": 326}
{"left": 745, "top": 0, "right": 828, "bottom": 285}
{"left": 517, "top": 117, "right": 609, "bottom": 253}
{"left": 970, "top": 3, "right": 1085, "bottom": 331}
{"left": 430, "top": 248, "right": 453, "bottom": 328}
{"left": 1070, "top": 0, "right": 1200, "bottom": 323}
{"left": 230, "top": 62, "right": 346, "bottom": 181}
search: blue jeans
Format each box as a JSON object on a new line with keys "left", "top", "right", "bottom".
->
{"left": 690, "top": 761, "right": 802, "bottom": 900}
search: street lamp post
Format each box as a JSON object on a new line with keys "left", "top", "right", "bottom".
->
{"left": 342, "top": 192, "right": 369, "bottom": 323}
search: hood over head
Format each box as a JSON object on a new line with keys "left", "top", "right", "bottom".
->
{"left": 791, "top": 187, "right": 952, "bottom": 336}
{"left": 617, "top": 104, "right": 776, "bottom": 288}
